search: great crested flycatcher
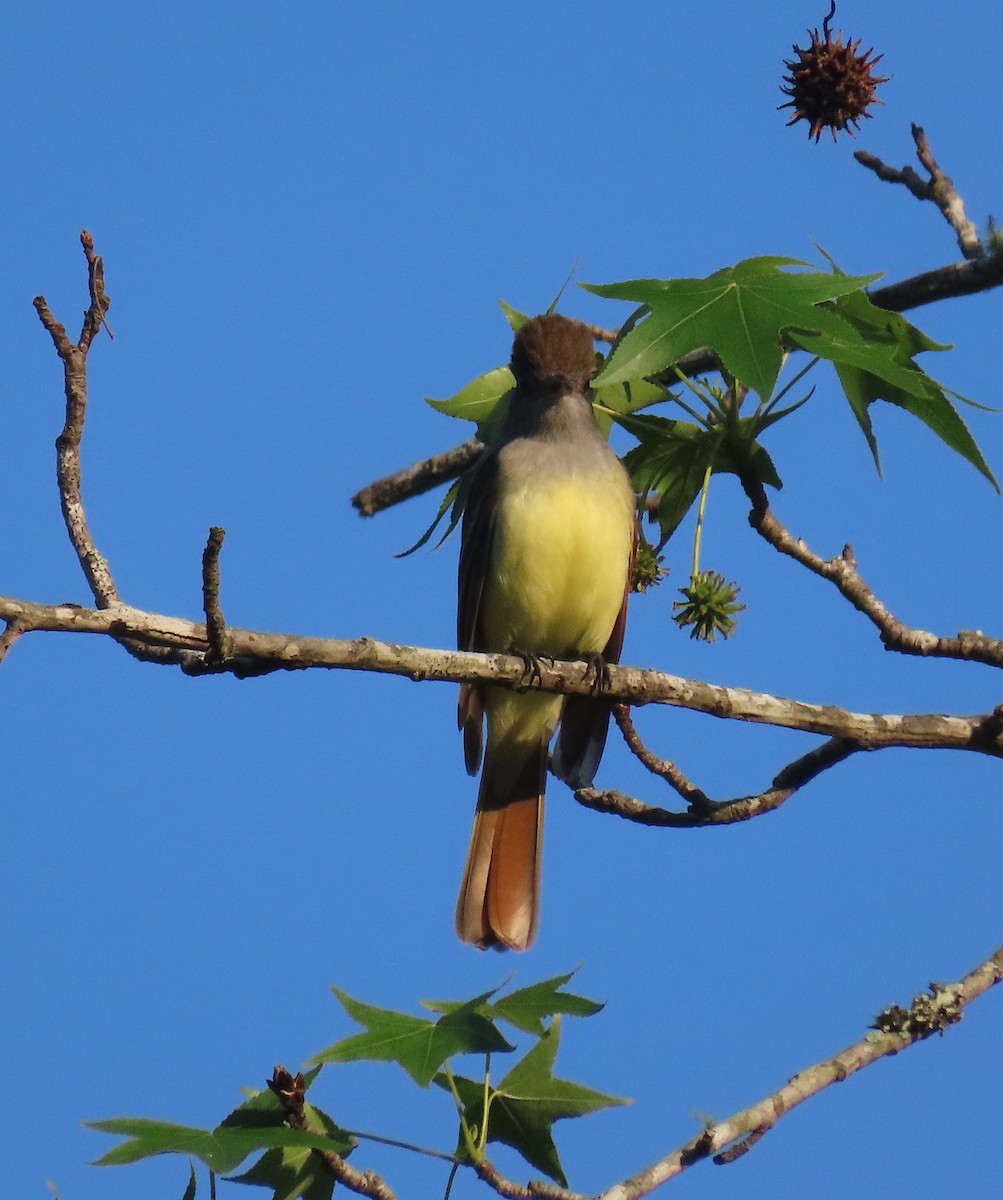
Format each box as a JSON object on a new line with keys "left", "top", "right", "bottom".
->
{"left": 455, "top": 314, "right": 637, "bottom": 951}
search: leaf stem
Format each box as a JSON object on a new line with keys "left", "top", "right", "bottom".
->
{"left": 760, "top": 355, "right": 820, "bottom": 418}
{"left": 480, "top": 1054, "right": 492, "bottom": 1153}
{"left": 442, "top": 1062, "right": 481, "bottom": 1163}
{"left": 691, "top": 465, "right": 713, "bottom": 580}
{"left": 344, "top": 1127, "right": 458, "bottom": 1163}
{"left": 672, "top": 366, "right": 726, "bottom": 424}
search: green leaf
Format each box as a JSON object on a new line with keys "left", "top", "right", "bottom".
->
{"left": 585, "top": 257, "right": 880, "bottom": 399}
{"left": 783, "top": 287, "right": 999, "bottom": 487}
{"left": 394, "top": 477, "right": 463, "bottom": 558}
{"left": 487, "top": 973, "right": 604, "bottom": 1036}
{"left": 310, "top": 986, "right": 514, "bottom": 1087}
{"left": 424, "top": 972, "right": 605, "bottom": 1037}
{"left": 499, "top": 298, "right": 530, "bottom": 332}
{"left": 87, "top": 1118, "right": 349, "bottom": 1173}
{"left": 833, "top": 358, "right": 999, "bottom": 488}
{"left": 426, "top": 365, "right": 514, "bottom": 425}
{"left": 230, "top": 1146, "right": 335, "bottom": 1200}
{"left": 591, "top": 376, "right": 674, "bottom": 436}
{"left": 438, "top": 1017, "right": 629, "bottom": 1186}
{"left": 182, "top": 1161, "right": 198, "bottom": 1200}
{"left": 90, "top": 1074, "right": 352, "bottom": 1175}
{"left": 613, "top": 410, "right": 781, "bottom": 546}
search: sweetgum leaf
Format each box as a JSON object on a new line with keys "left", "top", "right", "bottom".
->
{"left": 487, "top": 973, "right": 604, "bottom": 1036}
{"left": 424, "top": 972, "right": 605, "bottom": 1037}
{"left": 310, "top": 986, "right": 513, "bottom": 1086}
{"left": 230, "top": 1146, "right": 335, "bottom": 1200}
{"left": 499, "top": 298, "right": 530, "bottom": 332}
{"left": 797, "top": 289, "right": 999, "bottom": 487}
{"left": 614, "top": 410, "right": 781, "bottom": 545}
{"left": 425, "top": 365, "right": 513, "bottom": 424}
{"left": 585, "top": 257, "right": 878, "bottom": 399}
{"left": 833, "top": 358, "right": 999, "bottom": 488}
{"left": 87, "top": 1118, "right": 348, "bottom": 1173}
{"left": 437, "top": 1017, "right": 629, "bottom": 1186}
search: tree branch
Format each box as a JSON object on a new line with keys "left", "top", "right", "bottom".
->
{"left": 579, "top": 707, "right": 861, "bottom": 827}
{"left": 740, "top": 473, "right": 1003, "bottom": 669}
{"left": 33, "top": 230, "right": 119, "bottom": 608}
{"left": 201, "top": 525, "right": 230, "bottom": 665}
{"left": 597, "top": 942, "right": 1003, "bottom": 1198}
{"left": 352, "top": 437, "right": 484, "bottom": 517}
{"left": 269, "top": 1067, "right": 397, "bottom": 1200}
{"left": 3, "top": 592, "right": 1002, "bottom": 762}
{"left": 855, "top": 124, "right": 985, "bottom": 260}
{"left": 349, "top": 251, "right": 1003, "bottom": 519}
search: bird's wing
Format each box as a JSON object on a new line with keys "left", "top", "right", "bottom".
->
{"left": 456, "top": 450, "right": 500, "bottom": 775}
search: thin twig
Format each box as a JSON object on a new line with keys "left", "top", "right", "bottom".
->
{"left": 585, "top": 323, "right": 621, "bottom": 344}
{"left": 0, "top": 619, "right": 27, "bottom": 664}
{"left": 612, "top": 705, "right": 712, "bottom": 809}
{"left": 79, "top": 228, "right": 115, "bottom": 345}
{"left": 741, "top": 473, "right": 1003, "bottom": 669}
{"left": 597, "top": 942, "right": 1003, "bottom": 1198}
{"left": 269, "top": 1067, "right": 397, "bottom": 1200}
{"left": 201, "top": 526, "right": 230, "bottom": 664}
{"left": 855, "top": 125, "right": 984, "bottom": 260}
{"left": 33, "top": 231, "right": 119, "bottom": 607}
{"left": 605, "top": 705, "right": 860, "bottom": 825}
{"left": 32, "top": 234, "right": 216, "bottom": 668}
{"left": 475, "top": 1159, "right": 587, "bottom": 1200}
{"left": 351, "top": 438, "right": 483, "bottom": 517}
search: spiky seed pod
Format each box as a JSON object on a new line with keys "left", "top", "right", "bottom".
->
{"left": 672, "top": 570, "right": 745, "bottom": 642}
{"left": 780, "top": 25, "right": 889, "bottom": 142}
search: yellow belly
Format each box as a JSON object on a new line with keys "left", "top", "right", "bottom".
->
{"left": 482, "top": 473, "right": 633, "bottom": 659}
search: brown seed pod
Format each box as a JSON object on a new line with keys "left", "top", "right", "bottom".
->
{"left": 780, "top": 9, "right": 889, "bottom": 143}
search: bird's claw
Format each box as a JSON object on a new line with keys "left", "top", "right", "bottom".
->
{"left": 583, "top": 652, "right": 611, "bottom": 693}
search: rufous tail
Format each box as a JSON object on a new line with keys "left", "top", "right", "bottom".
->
{"left": 455, "top": 740, "right": 546, "bottom": 951}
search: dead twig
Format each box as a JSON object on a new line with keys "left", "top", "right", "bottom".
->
{"left": 33, "top": 230, "right": 119, "bottom": 607}
{"left": 855, "top": 124, "right": 985, "bottom": 260}
{"left": 201, "top": 526, "right": 230, "bottom": 664}
{"left": 588, "top": 717, "right": 860, "bottom": 827}
{"left": 740, "top": 472, "right": 1003, "bottom": 670}
{"left": 612, "top": 704, "right": 712, "bottom": 809}
{"left": 352, "top": 438, "right": 483, "bottom": 517}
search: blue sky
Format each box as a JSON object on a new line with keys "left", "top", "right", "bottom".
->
{"left": 4, "top": 3, "right": 1001, "bottom": 1197}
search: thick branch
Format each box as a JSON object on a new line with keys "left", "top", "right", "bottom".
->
{"left": 597, "top": 943, "right": 1003, "bottom": 1198}
{"left": 867, "top": 253, "right": 1003, "bottom": 311}
{"left": 3, "top": 593, "right": 1002, "bottom": 761}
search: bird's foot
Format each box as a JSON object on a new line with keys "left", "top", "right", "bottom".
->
{"left": 583, "top": 651, "right": 612, "bottom": 693}
{"left": 512, "top": 647, "right": 550, "bottom": 692}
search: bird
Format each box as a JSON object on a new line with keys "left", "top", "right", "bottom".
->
{"left": 455, "top": 313, "right": 637, "bottom": 950}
